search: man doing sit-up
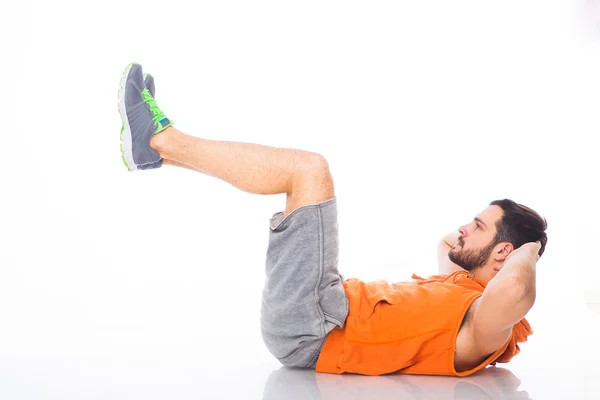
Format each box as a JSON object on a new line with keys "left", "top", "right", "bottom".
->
{"left": 117, "top": 63, "right": 548, "bottom": 377}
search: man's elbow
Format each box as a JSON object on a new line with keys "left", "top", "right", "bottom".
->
{"left": 441, "top": 232, "right": 459, "bottom": 248}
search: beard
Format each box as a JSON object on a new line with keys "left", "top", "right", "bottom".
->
{"left": 448, "top": 237, "right": 498, "bottom": 271}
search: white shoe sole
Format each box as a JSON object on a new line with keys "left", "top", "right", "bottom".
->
{"left": 118, "top": 63, "right": 137, "bottom": 172}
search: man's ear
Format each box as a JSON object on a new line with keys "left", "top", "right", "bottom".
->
{"left": 495, "top": 242, "right": 514, "bottom": 261}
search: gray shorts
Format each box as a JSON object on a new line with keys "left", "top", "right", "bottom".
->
{"left": 260, "top": 197, "right": 349, "bottom": 368}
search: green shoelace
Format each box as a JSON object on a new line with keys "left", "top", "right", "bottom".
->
{"left": 142, "top": 88, "right": 167, "bottom": 126}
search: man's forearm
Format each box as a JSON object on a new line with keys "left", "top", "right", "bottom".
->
{"left": 488, "top": 248, "right": 537, "bottom": 294}
{"left": 486, "top": 247, "right": 537, "bottom": 306}
{"left": 473, "top": 244, "right": 539, "bottom": 347}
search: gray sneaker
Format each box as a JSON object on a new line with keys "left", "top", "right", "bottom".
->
{"left": 141, "top": 73, "right": 162, "bottom": 169}
{"left": 118, "top": 63, "right": 173, "bottom": 171}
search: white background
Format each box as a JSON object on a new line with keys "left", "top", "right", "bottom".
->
{"left": 2, "top": 0, "right": 600, "bottom": 399}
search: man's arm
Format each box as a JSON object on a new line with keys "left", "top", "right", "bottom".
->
{"left": 470, "top": 242, "right": 540, "bottom": 356}
{"left": 438, "top": 232, "right": 466, "bottom": 274}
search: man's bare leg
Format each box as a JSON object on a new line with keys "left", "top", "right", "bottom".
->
{"left": 162, "top": 159, "right": 210, "bottom": 175}
{"left": 151, "top": 127, "right": 335, "bottom": 217}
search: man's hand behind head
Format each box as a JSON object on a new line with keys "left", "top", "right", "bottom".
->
{"left": 505, "top": 241, "right": 542, "bottom": 266}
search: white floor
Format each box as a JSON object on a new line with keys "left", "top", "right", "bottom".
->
{"left": 0, "top": 288, "right": 597, "bottom": 400}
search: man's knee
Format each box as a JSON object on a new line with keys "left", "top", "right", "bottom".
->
{"left": 296, "top": 152, "right": 334, "bottom": 192}
{"left": 302, "top": 152, "right": 330, "bottom": 173}
{"left": 283, "top": 153, "right": 334, "bottom": 219}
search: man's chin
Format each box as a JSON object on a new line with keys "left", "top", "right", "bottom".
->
{"left": 449, "top": 256, "right": 475, "bottom": 271}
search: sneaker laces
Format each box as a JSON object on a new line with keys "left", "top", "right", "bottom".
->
{"left": 142, "top": 88, "right": 167, "bottom": 126}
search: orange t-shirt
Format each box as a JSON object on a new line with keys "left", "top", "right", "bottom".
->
{"left": 315, "top": 270, "right": 532, "bottom": 376}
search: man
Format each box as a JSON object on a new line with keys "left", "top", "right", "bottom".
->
{"left": 117, "top": 63, "right": 548, "bottom": 377}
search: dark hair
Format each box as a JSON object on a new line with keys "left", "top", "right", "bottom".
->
{"left": 489, "top": 199, "right": 548, "bottom": 257}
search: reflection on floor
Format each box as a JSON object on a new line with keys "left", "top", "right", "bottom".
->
{"left": 260, "top": 302, "right": 600, "bottom": 400}
{"left": 263, "top": 366, "right": 530, "bottom": 400}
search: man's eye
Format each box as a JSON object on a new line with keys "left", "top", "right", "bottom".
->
{"left": 475, "top": 223, "right": 481, "bottom": 230}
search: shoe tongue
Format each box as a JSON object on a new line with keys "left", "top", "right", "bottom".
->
{"left": 144, "top": 75, "right": 156, "bottom": 98}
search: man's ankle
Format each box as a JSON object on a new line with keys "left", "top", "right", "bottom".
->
{"left": 150, "top": 126, "right": 176, "bottom": 155}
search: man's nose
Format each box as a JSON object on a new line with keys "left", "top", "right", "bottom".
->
{"left": 458, "top": 226, "right": 467, "bottom": 237}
